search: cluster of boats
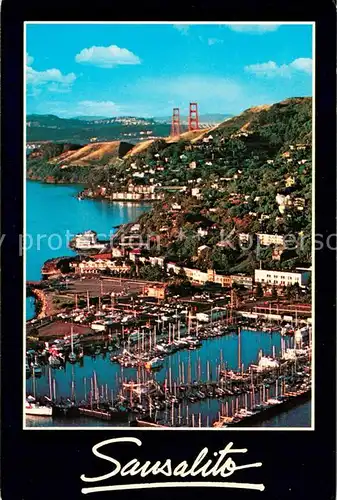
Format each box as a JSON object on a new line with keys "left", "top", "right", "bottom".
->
{"left": 110, "top": 336, "right": 202, "bottom": 370}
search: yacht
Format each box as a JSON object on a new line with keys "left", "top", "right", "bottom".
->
{"left": 25, "top": 400, "right": 52, "bottom": 417}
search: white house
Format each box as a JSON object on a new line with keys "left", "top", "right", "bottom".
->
{"left": 74, "top": 231, "right": 106, "bottom": 250}
{"left": 257, "top": 233, "right": 285, "bottom": 247}
{"left": 197, "top": 245, "right": 210, "bottom": 255}
{"left": 254, "top": 269, "right": 309, "bottom": 288}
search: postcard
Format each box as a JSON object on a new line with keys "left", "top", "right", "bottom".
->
{"left": 24, "top": 20, "right": 314, "bottom": 431}
{"left": 1, "top": 6, "right": 336, "bottom": 499}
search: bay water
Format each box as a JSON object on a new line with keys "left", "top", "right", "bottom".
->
{"left": 26, "top": 180, "right": 150, "bottom": 319}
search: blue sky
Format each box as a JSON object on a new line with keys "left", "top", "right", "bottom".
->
{"left": 26, "top": 23, "right": 313, "bottom": 118}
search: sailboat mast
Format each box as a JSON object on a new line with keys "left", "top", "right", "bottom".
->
{"left": 238, "top": 326, "right": 241, "bottom": 372}
{"left": 71, "top": 364, "right": 75, "bottom": 401}
{"left": 52, "top": 378, "right": 56, "bottom": 401}
{"left": 32, "top": 367, "right": 36, "bottom": 399}
{"left": 48, "top": 365, "right": 52, "bottom": 400}
{"left": 71, "top": 325, "right": 74, "bottom": 354}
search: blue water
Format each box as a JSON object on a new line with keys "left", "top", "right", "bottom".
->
{"left": 26, "top": 180, "right": 150, "bottom": 319}
{"left": 26, "top": 331, "right": 311, "bottom": 427}
{"left": 252, "top": 400, "right": 311, "bottom": 427}
{"left": 26, "top": 330, "right": 284, "bottom": 401}
{"left": 26, "top": 401, "right": 312, "bottom": 428}
{"left": 26, "top": 297, "right": 36, "bottom": 321}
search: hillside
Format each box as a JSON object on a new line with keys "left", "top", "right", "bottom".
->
{"left": 124, "top": 128, "right": 213, "bottom": 158}
{"left": 125, "top": 96, "right": 312, "bottom": 275}
{"left": 27, "top": 97, "right": 312, "bottom": 193}
{"left": 212, "top": 97, "right": 312, "bottom": 145}
{"left": 49, "top": 141, "right": 134, "bottom": 167}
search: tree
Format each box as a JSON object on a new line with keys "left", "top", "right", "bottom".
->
{"left": 139, "top": 264, "right": 164, "bottom": 281}
{"left": 271, "top": 286, "right": 278, "bottom": 300}
{"left": 255, "top": 282, "right": 264, "bottom": 298}
{"left": 177, "top": 267, "right": 189, "bottom": 283}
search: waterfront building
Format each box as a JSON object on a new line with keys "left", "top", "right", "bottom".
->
{"left": 74, "top": 230, "right": 106, "bottom": 250}
{"left": 231, "top": 274, "right": 253, "bottom": 288}
{"left": 254, "top": 269, "right": 310, "bottom": 288}
{"left": 166, "top": 263, "right": 251, "bottom": 289}
{"left": 76, "top": 259, "right": 130, "bottom": 274}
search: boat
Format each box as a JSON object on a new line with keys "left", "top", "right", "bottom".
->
{"left": 144, "top": 357, "right": 164, "bottom": 370}
{"left": 68, "top": 325, "right": 77, "bottom": 363}
{"left": 25, "top": 400, "right": 52, "bottom": 417}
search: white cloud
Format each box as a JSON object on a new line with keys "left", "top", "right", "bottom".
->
{"left": 27, "top": 53, "right": 34, "bottom": 65}
{"left": 244, "top": 58, "right": 312, "bottom": 77}
{"left": 75, "top": 45, "right": 141, "bottom": 68}
{"left": 289, "top": 57, "right": 312, "bottom": 74}
{"left": 208, "top": 38, "right": 223, "bottom": 46}
{"left": 173, "top": 24, "right": 190, "bottom": 35}
{"left": 227, "top": 24, "right": 280, "bottom": 34}
{"left": 26, "top": 66, "right": 77, "bottom": 92}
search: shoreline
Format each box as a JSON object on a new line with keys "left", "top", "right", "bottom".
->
{"left": 31, "top": 288, "right": 57, "bottom": 319}
{"left": 27, "top": 177, "right": 156, "bottom": 205}
{"left": 27, "top": 176, "right": 83, "bottom": 186}
{"left": 25, "top": 179, "right": 152, "bottom": 320}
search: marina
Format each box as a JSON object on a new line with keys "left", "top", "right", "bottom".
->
{"left": 26, "top": 325, "right": 312, "bottom": 428}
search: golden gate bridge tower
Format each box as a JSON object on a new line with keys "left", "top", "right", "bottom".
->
{"left": 188, "top": 102, "right": 199, "bottom": 131}
{"left": 171, "top": 107, "right": 181, "bottom": 137}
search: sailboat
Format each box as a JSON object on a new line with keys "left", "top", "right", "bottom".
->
{"left": 25, "top": 398, "right": 53, "bottom": 417}
{"left": 68, "top": 325, "right": 77, "bottom": 363}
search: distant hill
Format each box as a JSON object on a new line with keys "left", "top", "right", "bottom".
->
{"left": 72, "top": 116, "right": 110, "bottom": 121}
{"left": 26, "top": 114, "right": 171, "bottom": 143}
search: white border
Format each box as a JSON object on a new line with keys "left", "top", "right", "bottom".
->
{"left": 23, "top": 21, "right": 315, "bottom": 431}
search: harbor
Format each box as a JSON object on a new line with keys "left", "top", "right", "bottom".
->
{"left": 26, "top": 322, "right": 312, "bottom": 427}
